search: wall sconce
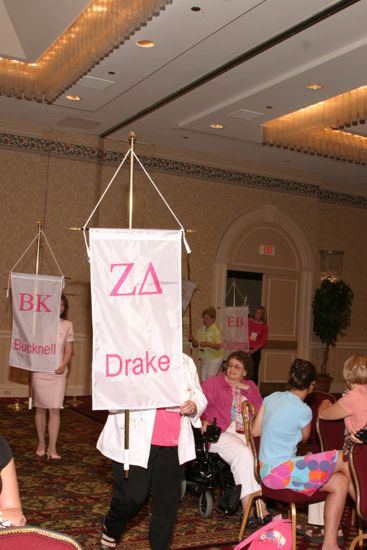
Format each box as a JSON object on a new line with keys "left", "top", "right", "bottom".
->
{"left": 319, "top": 250, "right": 344, "bottom": 282}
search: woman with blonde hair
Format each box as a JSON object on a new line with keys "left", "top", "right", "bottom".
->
{"left": 319, "top": 354, "right": 367, "bottom": 441}
{"left": 190, "top": 306, "right": 224, "bottom": 381}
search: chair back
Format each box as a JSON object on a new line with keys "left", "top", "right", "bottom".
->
{"left": 0, "top": 526, "right": 82, "bottom": 550}
{"left": 305, "top": 391, "right": 336, "bottom": 453}
{"left": 349, "top": 443, "right": 367, "bottom": 521}
{"left": 241, "top": 400, "right": 261, "bottom": 483}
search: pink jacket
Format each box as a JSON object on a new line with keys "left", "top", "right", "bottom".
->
{"left": 202, "top": 373, "right": 263, "bottom": 432}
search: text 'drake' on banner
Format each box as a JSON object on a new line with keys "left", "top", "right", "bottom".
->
{"left": 90, "top": 228, "right": 183, "bottom": 410}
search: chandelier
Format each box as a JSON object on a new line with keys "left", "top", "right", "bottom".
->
{"left": 0, "top": 0, "right": 171, "bottom": 104}
{"left": 263, "top": 85, "right": 367, "bottom": 165}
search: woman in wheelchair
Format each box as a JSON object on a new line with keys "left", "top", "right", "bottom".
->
{"left": 201, "top": 350, "right": 271, "bottom": 524}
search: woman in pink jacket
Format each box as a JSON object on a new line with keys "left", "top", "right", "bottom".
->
{"left": 201, "top": 350, "right": 270, "bottom": 524}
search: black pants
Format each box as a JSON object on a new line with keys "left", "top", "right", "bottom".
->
{"left": 103, "top": 445, "right": 181, "bottom": 550}
{"left": 251, "top": 349, "right": 261, "bottom": 385}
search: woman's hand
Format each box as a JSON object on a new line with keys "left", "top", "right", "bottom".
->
{"left": 54, "top": 366, "right": 65, "bottom": 375}
{"left": 1, "top": 507, "right": 26, "bottom": 527}
{"left": 201, "top": 419, "right": 209, "bottom": 434}
{"left": 180, "top": 400, "right": 197, "bottom": 416}
{"left": 350, "top": 432, "right": 363, "bottom": 444}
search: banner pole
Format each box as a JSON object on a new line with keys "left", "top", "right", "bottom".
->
{"left": 124, "top": 132, "right": 136, "bottom": 478}
{"left": 187, "top": 256, "right": 193, "bottom": 356}
{"left": 27, "top": 221, "right": 43, "bottom": 410}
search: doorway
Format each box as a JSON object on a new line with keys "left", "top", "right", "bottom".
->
{"left": 226, "top": 270, "right": 262, "bottom": 316}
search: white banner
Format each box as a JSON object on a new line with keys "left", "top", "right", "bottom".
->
{"left": 221, "top": 306, "right": 249, "bottom": 359}
{"left": 9, "top": 273, "right": 63, "bottom": 372}
{"left": 90, "top": 228, "right": 183, "bottom": 410}
{"left": 182, "top": 279, "right": 197, "bottom": 314}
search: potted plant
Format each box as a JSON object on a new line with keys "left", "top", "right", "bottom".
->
{"left": 312, "top": 278, "right": 353, "bottom": 390}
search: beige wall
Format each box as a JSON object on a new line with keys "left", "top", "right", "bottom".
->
{"left": 1, "top": 126, "right": 366, "bottom": 396}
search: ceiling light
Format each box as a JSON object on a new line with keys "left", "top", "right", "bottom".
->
{"left": 210, "top": 123, "right": 224, "bottom": 129}
{"left": 305, "top": 83, "right": 323, "bottom": 90}
{"left": 92, "top": 5, "right": 108, "bottom": 12}
{"left": 136, "top": 40, "right": 155, "bottom": 48}
{"left": 65, "top": 95, "right": 81, "bottom": 102}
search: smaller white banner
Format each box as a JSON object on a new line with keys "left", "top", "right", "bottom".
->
{"left": 9, "top": 273, "right": 63, "bottom": 372}
{"left": 221, "top": 306, "right": 249, "bottom": 359}
{"left": 182, "top": 279, "right": 197, "bottom": 314}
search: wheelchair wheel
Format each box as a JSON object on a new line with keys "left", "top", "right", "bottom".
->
{"left": 199, "top": 490, "right": 213, "bottom": 518}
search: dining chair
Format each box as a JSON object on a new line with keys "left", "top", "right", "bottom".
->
{"left": 304, "top": 391, "right": 337, "bottom": 453}
{"left": 0, "top": 526, "right": 83, "bottom": 550}
{"left": 239, "top": 401, "right": 327, "bottom": 550}
{"left": 348, "top": 443, "right": 367, "bottom": 550}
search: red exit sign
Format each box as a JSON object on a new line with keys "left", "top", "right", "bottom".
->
{"left": 259, "top": 244, "right": 275, "bottom": 256}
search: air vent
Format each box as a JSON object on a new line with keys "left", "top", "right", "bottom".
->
{"left": 78, "top": 76, "right": 115, "bottom": 91}
{"left": 57, "top": 117, "right": 102, "bottom": 130}
{"left": 227, "top": 108, "right": 264, "bottom": 120}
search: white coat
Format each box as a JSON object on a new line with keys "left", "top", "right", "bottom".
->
{"left": 97, "top": 354, "right": 207, "bottom": 467}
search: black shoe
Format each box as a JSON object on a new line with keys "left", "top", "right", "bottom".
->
{"left": 246, "top": 517, "right": 258, "bottom": 529}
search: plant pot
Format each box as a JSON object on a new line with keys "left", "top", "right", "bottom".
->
{"left": 316, "top": 374, "right": 333, "bottom": 393}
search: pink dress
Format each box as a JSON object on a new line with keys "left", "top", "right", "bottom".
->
{"left": 32, "top": 319, "right": 74, "bottom": 409}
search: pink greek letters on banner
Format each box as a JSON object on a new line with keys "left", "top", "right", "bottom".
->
{"left": 9, "top": 273, "right": 63, "bottom": 372}
{"left": 90, "top": 228, "right": 183, "bottom": 410}
{"left": 222, "top": 306, "right": 249, "bottom": 359}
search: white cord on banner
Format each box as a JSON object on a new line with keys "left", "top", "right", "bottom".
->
{"left": 82, "top": 148, "right": 132, "bottom": 258}
{"left": 42, "top": 232, "right": 64, "bottom": 281}
{"left": 224, "top": 279, "right": 247, "bottom": 307}
{"left": 132, "top": 152, "right": 191, "bottom": 254}
{"left": 6, "top": 230, "right": 65, "bottom": 297}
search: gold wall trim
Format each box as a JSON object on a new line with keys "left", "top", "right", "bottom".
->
{"left": 1, "top": 131, "right": 367, "bottom": 210}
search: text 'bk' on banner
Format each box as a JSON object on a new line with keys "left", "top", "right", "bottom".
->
{"left": 9, "top": 273, "right": 63, "bottom": 372}
{"left": 222, "top": 306, "right": 249, "bottom": 359}
{"left": 90, "top": 228, "right": 184, "bottom": 410}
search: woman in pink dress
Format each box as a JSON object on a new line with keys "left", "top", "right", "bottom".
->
{"left": 33, "top": 294, "right": 74, "bottom": 459}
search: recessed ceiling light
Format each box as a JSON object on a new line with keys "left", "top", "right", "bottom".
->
{"left": 136, "top": 40, "right": 155, "bottom": 48}
{"left": 210, "top": 123, "right": 224, "bottom": 129}
{"left": 305, "top": 83, "right": 323, "bottom": 90}
{"left": 66, "top": 95, "right": 81, "bottom": 102}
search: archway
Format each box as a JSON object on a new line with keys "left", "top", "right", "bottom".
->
{"left": 213, "top": 205, "right": 314, "bottom": 388}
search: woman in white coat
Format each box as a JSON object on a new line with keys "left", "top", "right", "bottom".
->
{"left": 97, "top": 353, "right": 207, "bottom": 550}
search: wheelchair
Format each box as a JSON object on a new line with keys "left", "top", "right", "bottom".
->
{"left": 182, "top": 421, "right": 241, "bottom": 518}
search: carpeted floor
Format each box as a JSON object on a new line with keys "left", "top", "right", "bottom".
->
{"left": 0, "top": 399, "right": 358, "bottom": 549}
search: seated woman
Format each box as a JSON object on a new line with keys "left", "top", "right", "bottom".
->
{"left": 201, "top": 350, "right": 270, "bottom": 523}
{"left": 252, "top": 358, "right": 355, "bottom": 550}
{"left": 0, "top": 434, "right": 26, "bottom": 527}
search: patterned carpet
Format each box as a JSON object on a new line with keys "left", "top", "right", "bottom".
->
{"left": 0, "top": 401, "right": 358, "bottom": 549}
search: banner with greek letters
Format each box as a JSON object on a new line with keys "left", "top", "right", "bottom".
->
{"left": 9, "top": 272, "right": 63, "bottom": 372}
{"left": 90, "top": 228, "right": 183, "bottom": 410}
{"left": 222, "top": 306, "right": 249, "bottom": 359}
